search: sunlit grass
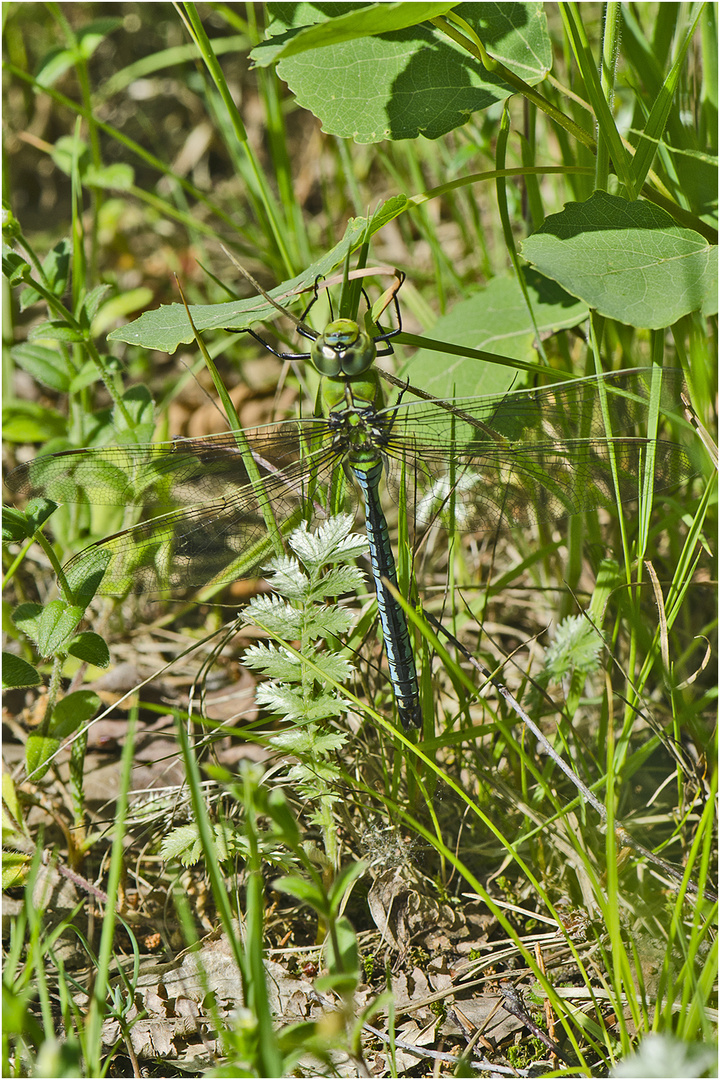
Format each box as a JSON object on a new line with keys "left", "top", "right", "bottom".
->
{"left": 2, "top": 3, "right": 716, "bottom": 1076}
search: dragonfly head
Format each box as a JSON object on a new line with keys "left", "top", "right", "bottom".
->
{"left": 311, "top": 319, "right": 376, "bottom": 377}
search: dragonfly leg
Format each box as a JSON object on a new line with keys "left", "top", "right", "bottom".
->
{"left": 243, "top": 327, "right": 312, "bottom": 361}
{"left": 373, "top": 269, "right": 405, "bottom": 356}
{"left": 242, "top": 279, "right": 324, "bottom": 359}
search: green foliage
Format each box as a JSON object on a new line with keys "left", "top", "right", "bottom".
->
{"left": 256, "top": 3, "right": 552, "bottom": 141}
{"left": 66, "top": 631, "right": 110, "bottom": 668}
{"left": 13, "top": 601, "right": 87, "bottom": 657}
{"left": 544, "top": 615, "right": 605, "bottom": 680}
{"left": 522, "top": 191, "right": 718, "bottom": 328}
{"left": 404, "top": 268, "right": 589, "bottom": 398}
{"left": 2, "top": 773, "right": 32, "bottom": 888}
{"left": 159, "top": 814, "right": 299, "bottom": 873}
{"left": 110, "top": 199, "right": 409, "bottom": 350}
{"left": 1, "top": 653, "right": 42, "bottom": 691}
{"left": 2, "top": 1, "right": 716, "bottom": 1075}
{"left": 245, "top": 515, "right": 366, "bottom": 850}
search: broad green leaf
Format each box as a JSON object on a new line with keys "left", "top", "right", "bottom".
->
{"left": 51, "top": 690, "right": 101, "bottom": 736}
{"left": 12, "top": 603, "right": 54, "bottom": 653}
{"left": 3, "top": 506, "right": 30, "bottom": 542}
{"left": 262, "top": 2, "right": 551, "bottom": 143}
{"left": 89, "top": 286, "right": 153, "bottom": 337}
{"left": 321, "top": 915, "right": 359, "bottom": 976}
{"left": 63, "top": 550, "right": 111, "bottom": 610}
{"left": 3, "top": 252, "right": 32, "bottom": 285}
{"left": 403, "top": 270, "right": 588, "bottom": 399}
{"left": 36, "top": 19, "right": 121, "bottom": 87}
{"left": 80, "top": 283, "right": 112, "bottom": 324}
{"left": 15, "top": 600, "right": 84, "bottom": 656}
{"left": 68, "top": 359, "right": 104, "bottom": 394}
{"left": 3, "top": 853, "right": 30, "bottom": 890}
{"left": 328, "top": 860, "right": 367, "bottom": 908}
{"left": 26, "top": 734, "right": 60, "bottom": 781}
{"left": 108, "top": 199, "right": 408, "bottom": 351}
{"left": 521, "top": 191, "right": 718, "bottom": 329}
{"left": 272, "top": 873, "right": 326, "bottom": 908}
{"left": 51, "top": 135, "right": 90, "bottom": 177}
{"left": 67, "top": 632, "right": 110, "bottom": 668}
{"left": 24, "top": 498, "right": 59, "bottom": 533}
{"left": 2, "top": 653, "right": 42, "bottom": 690}
{"left": 2, "top": 401, "right": 67, "bottom": 443}
{"left": 76, "top": 18, "right": 123, "bottom": 60}
{"left": 2, "top": 499, "right": 58, "bottom": 542}
{"left": 36, "top": 48, "right": 76, "bottom": 89}
{"left": 28, "top": 320, "right": 84, "bottom": 344}
{"left": 113, "top": 385, "right": 155, "bottom": 444}
{"left": 19, "top": 238, "right": 71, "bottom": 309}
{"left": 314, "top": 971, "right": 359, "bottom": 996}
{"left": 11, "top": 343, "right": 73, "bottom": 393}
{"left": 263, "top": 788, "right": 302, "bottom": 845}
{"left": 84, "top": 162, "right": 135, "bottom": 190}
{"left": 252, "top": 2, "right": 458, "bottom": 64}
{"left": 3, "top": 772, "right": 25, "bottom": 828}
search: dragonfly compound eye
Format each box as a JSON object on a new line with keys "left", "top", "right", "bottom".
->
{"left": 311, "top": 319, "right": 376, "bottom": 377}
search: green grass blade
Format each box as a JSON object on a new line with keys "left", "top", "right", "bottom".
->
{"left": 629, "top": 3, "right": 706, "bottom": 194}
{"left": 559, "top": 2, "right": 635, "bottom": 193}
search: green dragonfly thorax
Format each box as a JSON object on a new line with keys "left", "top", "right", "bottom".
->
{"left": 310, "top": 318, "right": 377, "bottom": 377}
{"left": 321, "top": 360, "right": 386, "bottom": 421}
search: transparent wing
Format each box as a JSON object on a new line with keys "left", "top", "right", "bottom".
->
{"left": 6, "top": 369, "right": 695, "bottom": 596}
{"left": 6, "top": 420, "right": 331, "bottom": 507}
{"left": 6, "top": 420, "right": 347, "bottom": 594}
{"left": 379, "top": 369, "right": 693, "bottom": 531}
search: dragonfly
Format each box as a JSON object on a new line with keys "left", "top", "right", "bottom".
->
{"left": 6, "top": 282, "right": 695, "bottom": 729}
